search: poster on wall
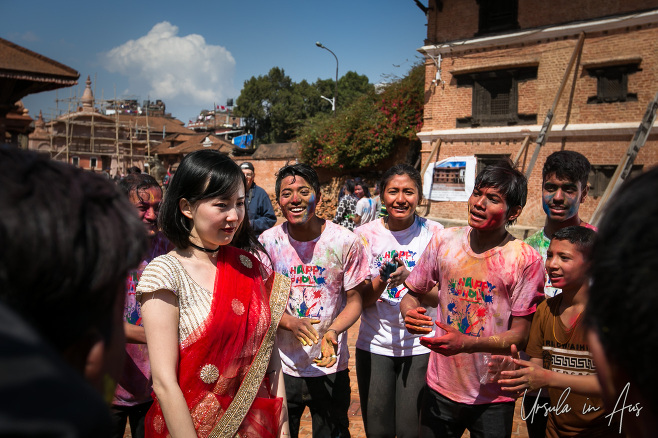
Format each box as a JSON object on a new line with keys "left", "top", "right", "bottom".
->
{"left": 423, "top": 156, "right": 477, "bottom": 202}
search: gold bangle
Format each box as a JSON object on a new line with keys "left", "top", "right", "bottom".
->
{"left": 326, "top": 328, "right": 338, "bottom": 335}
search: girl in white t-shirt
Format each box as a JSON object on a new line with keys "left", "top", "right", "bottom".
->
{"left": 354, "top": 164, "right": 443, "bottom": 438}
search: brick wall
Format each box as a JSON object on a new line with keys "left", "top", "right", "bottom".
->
{"left": 420, "top": 2, "right": 658, "bottom": 228}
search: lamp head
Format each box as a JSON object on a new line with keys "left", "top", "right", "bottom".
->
{"left": 315, "top": 41, "right": 324, "bottom": 48}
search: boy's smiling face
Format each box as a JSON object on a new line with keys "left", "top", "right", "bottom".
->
{"left": 468, "top": 186, "right": 521, "bottom": 231}
{"left": 545, "top": 239, "right": 589, "bottom": 290}
{"left": 542, "top": 173, "right": 587, "bottom": 222}
{"left": 278, "top": 175, "right": 319, "bottom": 226}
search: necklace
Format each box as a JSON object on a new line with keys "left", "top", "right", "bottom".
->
{"left": 189, "top": 242, "right": 221, "bottom": 255}
{"left": 552, "top": 295, "right": 583, "bottom": 345}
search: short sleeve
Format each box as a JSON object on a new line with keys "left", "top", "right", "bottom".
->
{"left": 526, "top": 300, "right": 549, "bottom": 359}
{"left": 135, "top": 255, "right": 181, "bottom": 300}
{"left": 405, "top": 232, "right": 441, "bottom": 295}
{"left": 342, "top": 235, "right": 371, "bottom": 291}
{"left": 510, "top": 248, "right": 545, "bottom": 317}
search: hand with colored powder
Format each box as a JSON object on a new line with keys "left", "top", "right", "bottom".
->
{"left": 496, "top": 344, "right": 549, "bottom": 393}
{"left": 313, "top": 329, "right": 339, "bottom": 368}
{"left": 403, "top": 307, "right": 434, "bottom": 335}
{"left": 280, "top": 313, "right": 321, "bottom": 346}
{"left": 419, "top": 321, "right": 472, "bottom": 356}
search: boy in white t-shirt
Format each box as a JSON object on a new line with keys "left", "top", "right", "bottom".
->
{"left": 259, "top": 163, "right": 370, "bottom": 438}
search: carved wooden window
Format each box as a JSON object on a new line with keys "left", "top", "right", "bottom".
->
{"left": 477, "top": 0, "right": 519, "bottom": 35}
{"left": 586, "top": 64, "right": 639, "bottom": 104}
{"left": 455, "top": 67, "right": 537, "bottom": 127}
{"left": 476, "top": 154, "right": 511, "bottom": 175}
{"left": 588, "top": 165, "right": 643, "bottom": 198}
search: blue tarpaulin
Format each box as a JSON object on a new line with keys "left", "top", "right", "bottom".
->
{"left": 232, "top": 134, "right": 253, "bottom": 149}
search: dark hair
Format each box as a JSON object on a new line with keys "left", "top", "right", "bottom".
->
{"left": 586, "top": 167, "right": 658, "bottom": 406}
{"left": 551, "top": 226, "right": 596, "bottom": 259}
{"left": 158, "top": 150, "right": 263, "bottom": 254}
{"left": 118, "top": 173, "right": 161, "bottom": 198}
{"left": 344, "top": 179, "right": 355, "bottom": 195}
{"left": 474, "top": 158, "right": 527, "bottom": 225}
{"left": 379, "top": 164, "right": 424, "bottom": 199}
{"left": 0, "top": 147, "right": 147, "bottom": 351}
{"left": 542, "top": 150, "right": 591, "bottom": 187}
{"left": 354, "top": 179, "right": 371, "bottom": 198}
{"left": 275, "top": 163, "right": 321, "bottom": 199}
{"left": 127, "top": 166, "right": 142, "bottom": 174}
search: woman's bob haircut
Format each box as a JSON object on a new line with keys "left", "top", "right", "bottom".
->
{"left": 158, "top": 150, "right": 261, "bottom": 253}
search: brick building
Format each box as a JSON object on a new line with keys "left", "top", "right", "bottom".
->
{"left": 417, "top": 1, "right": 658, "bottom": 232}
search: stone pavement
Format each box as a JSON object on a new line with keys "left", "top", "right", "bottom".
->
{"left": 124, "top": 320, "right": 530, "bottom": 438}
{"left": 296, "top": 320, "right": 530, "bottom": 438}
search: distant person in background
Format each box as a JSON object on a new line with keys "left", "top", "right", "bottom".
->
{"left": 112, "top": 173, "right": 171, "bottom": 438}
{"left": 241, "top": 161, "right": 277, "bottom": 236}
{"left": 353, "top": 180, "right": 377, "bottom": 227}
{"left": 585, "top": 167, "right": 658, "bottom": 438}
{"left": 0, "top": 147, "right": 147, "bottom": 437}
{"left": 333, "top": 178, "right": 357, "bottom": 231}
{"left": 373, "top": 181, "right": 386, "bottom": 218}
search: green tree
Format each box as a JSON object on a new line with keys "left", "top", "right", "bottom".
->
{"left": 298, "top": 63, "right": 424, "bottom": 169}
{"left": 235, "top": 68, "right": 374, "bottom": 144}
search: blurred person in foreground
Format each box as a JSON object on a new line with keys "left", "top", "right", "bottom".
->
{"left": 585, "top": 166, "right": 658, "bottom": 438}
{"left": 0, "top": 146, "right": 148, "bottom": 436}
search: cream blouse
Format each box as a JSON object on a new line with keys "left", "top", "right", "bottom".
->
{"left": 136, "top": 254, "right": 213, "bottom": 347}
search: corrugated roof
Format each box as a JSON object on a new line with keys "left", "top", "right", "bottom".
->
{"left": 251, "top": 142, "right": 301, "bottom": 159}
{"left": 152, "top": 133, "right": 233, "bottom": 155}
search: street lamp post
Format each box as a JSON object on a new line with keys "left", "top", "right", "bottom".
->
{"left": 315, "top": 42, "right": 338, "bottom": 114}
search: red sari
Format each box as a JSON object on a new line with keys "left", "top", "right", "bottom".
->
{"left": 145, "top": 246, "right": 287, "bottom": 438}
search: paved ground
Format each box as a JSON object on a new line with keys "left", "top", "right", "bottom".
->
{"left": 125, "top": 320, "right": 530, "bottom": 438}
{"left": 296, "top": 321, "right": 530, "bottom": 438}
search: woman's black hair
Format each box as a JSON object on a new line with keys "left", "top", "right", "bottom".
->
{"left": 158, "top": 150, "right": 264, "bottom": 255}
{"left": 354, "top": 179, "right": 371, "bottom": 198}
{"left": 379, "top": 164, "right": 424, "bottom": 199}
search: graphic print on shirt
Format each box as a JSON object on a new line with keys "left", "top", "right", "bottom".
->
{"left": 124, "top": 266, "right": 146, "bottom": 326}
{"left": 287, "top": 264, "right": 327, "bottom": 318}
{"left": 447, "top": 277, "right": 496, "bottom": 336}
{"left": 375, "top": 249, "right": 418, "bottom": 305}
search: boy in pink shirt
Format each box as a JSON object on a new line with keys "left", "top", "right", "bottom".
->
{"left": 401, "top": 159, "right": 544, "bottom": 437}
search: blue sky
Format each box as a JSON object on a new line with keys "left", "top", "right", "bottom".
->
{"left": 1, "top": 0, "right": 428, "bottom": 123}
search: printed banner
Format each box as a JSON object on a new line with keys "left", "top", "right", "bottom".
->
{"left": 423, "top": 156, "right": 477, "bottom": 202}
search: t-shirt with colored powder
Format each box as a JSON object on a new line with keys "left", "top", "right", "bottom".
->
{"left": 355, "top": 197, "right": 378, "bottom": 227}
{"left": 113, "top": 232, "right": 170, "bottom": 407}
{"left": 354, "top": 216, "right": 443, "bottom": 356}
{"left": 405, "top": 226, "right": 544, "bottom": 405}
{"left": 525, "top": 297, "right": 614, "bottom": 437}
{"left": 259, "top": 221, "right": 370, "bottom": 377}
{"left": 525, "top": 223, "right": 597, "bottom": 298}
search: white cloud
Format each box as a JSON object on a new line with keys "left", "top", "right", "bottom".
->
{"left": 100, "top": 22, "right": 236, "bottom": 111}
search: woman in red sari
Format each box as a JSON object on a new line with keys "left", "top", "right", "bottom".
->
{"left": 138, "top": 150, "right": 289, "bottom": 437}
